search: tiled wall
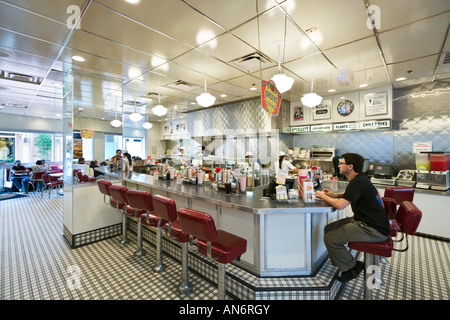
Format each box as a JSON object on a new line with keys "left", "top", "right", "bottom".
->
{"left": 293, "top": 81, "right": 450, "bottom": 170}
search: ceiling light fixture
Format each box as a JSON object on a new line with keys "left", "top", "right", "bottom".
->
{"left": 72, "top": 55, "right": 85, "bottom": 62}
{"left": 301, "top": 70, "right": 322, "bottom": 108}
{"left": 125, "top": 0, "right": 141, "bottom": 4}
{"left": 152, "top": 86, "right": 167, "bottom": 116}
{"left": 395, "top": 77, "right": 407, "bottom": 81}
{"left": 359, "top": 83, "right": 368, "bottom": 88}
{"left": 271, "top": 41, "right": 294, "bottom": 94}
{"left": 129, "top": 100, "right": 143, "bottom": 122}
{"left": 111, "top": 100, "right": 122, "bottom": 127}
{"left": 196, "top": 70, "right": 216, "bottom": 107}
{"left": 142, "top": 114, "right": 153, "bottom": 129}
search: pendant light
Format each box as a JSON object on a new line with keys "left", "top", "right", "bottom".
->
{"left": 129, "top": 99, "right": 143, "bottom": 122}
{"left": 301, "top": 70, "right": 322, "bottom": 108}
{"left": 142, "top": 113, "right": 153, "bottom": 129}
{"left": 271, "top": 41, "right": 294, "bottom": 94}
{"left": 152, "top": 85, "right": 167, "bottom": 117}
{"left": 196, "top": 70, "right": 216, "bottom": 107}
{"left": 110, "top": 99, "right": 122, "bottom": 127}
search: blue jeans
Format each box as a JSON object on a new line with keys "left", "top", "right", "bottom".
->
{"left": 11, "top": 176, "right": 30, "bottom": 192}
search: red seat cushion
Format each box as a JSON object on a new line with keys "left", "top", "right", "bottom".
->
{"left": 163, "top": 220, "right": 190, "bottom": 243}
{"left": 125, "top": 205, "right": 146, "bottom": 218}
{"left": 140, "top": 212, "right": 167, "bottom": 228}
{"left": 348, "top": 237, "right": 393, "bottom": 257}
{"left": 197, "top": 230, "right": 247, "bottom": 264}
{"left": 396, "top": 201, "right": 422, "bottom": 235}
{"left": 389, "top": 219, "right": 398, "bottom": 237}
{"left": 110, "top": 199, "right": 125, "bottom": 210}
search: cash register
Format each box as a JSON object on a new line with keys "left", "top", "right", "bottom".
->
{"left": 370, "top": 163, "right": 397, "bottom": 186}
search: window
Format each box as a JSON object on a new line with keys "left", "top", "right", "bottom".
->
{"left": 124, "top": 137, "right": 144, "bottom": 159}
{"left": 105, "top": 134, "right": 122, "bottom": 160}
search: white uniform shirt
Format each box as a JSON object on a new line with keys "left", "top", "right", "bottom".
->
{"left": 275, "top": 160, "right": 295, "bottom": 177}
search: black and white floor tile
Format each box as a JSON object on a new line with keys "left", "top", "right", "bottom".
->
{"left": 1, "top": 192, "right": 449, "bottom": 301}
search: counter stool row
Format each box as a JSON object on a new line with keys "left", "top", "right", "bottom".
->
{"left": 96, "top": 180, "right": 247, "bottom": 299}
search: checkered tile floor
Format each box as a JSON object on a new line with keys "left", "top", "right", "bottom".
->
{"left": 1, "top": 192, "right": 449, "bottom": 300}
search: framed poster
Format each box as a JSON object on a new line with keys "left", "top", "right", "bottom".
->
{"left": 313, "top": 100, "right": 331, "bottom": 121}
{"left": 364, "top": 92, "right": 387, "bottom": 116}
{"left": 293, "top": 105, "right": 304, "bottom": 121}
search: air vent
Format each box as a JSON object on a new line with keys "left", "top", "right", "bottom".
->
{"left": 123, "top": 100, "right": 146, "bottom": 106}
{"left": 0, "top": 103, "right": 28, "bottom": 109}
{"left": 166, "top": 80, "right": 199, "bottom": 92}
{"left": 228, "top": 52, "right": 273, "bottom": 73}
{"left": 140, "top": 92, "right": 169, "bottom": 100}
{"left": 0, "top": 70, "right": 42, "bottom": 85}
{"left": 439, "top": 52, "right": 450, "bottom": 65}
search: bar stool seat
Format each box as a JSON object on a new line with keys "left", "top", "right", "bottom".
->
{"left": 109, "top": 185, "right": 132, "bottom": 245}
{"left": 348, "top": 201, "right": 422, "bottom": 299}
{"left": 382, "top": 197, "right": 399, "bottom": 236}
{"left": 126, "top": 190, "right": 161, "bottom": 257}
{"left": 164, "top": 220, "right": 190, "bottom": 243}
{"left": 197, "top": 230, "right": 247, "bottom": 264}
{"left": 177, "top": 208, "right": 247, "bottom": 300}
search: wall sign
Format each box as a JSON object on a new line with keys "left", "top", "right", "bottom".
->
{"left": 364, "top": 92, "right": 387, "bottom": 116}
{"left": 291, "top": 126, "right": 310, "bottom": 133}
{"left": 311, "top": 124, "right": 333, "bottom": 132}
{"left": 334, "top": 122, "right": 359, "bottom": 131}
{"left": 413, "top": 142, "right": 432, "bottom": 153}
{"left": 313, "top": 100, "right": 331, "bottom": 120}
{"left": 360, "top": 120, "right": 390, "bottom": 129}
{"left": 261, "top": 79, "right": 281, "bottom": 116}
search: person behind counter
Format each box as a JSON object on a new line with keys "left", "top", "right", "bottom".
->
{"left": 10, "top": 160, "right": 31, "bottom": 194}
{"left": 315, "top": 153, "right": 390, "bottom": 283}
{"left": 275, "top": 151, "right": 297, "bottom": 177}
{"left": 123, "top": 152, "right": 133, "bottom": 171}
{"left": 111, "top": 149, "right": 122, "bottom": 162}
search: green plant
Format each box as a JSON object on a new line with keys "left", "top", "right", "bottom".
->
{"left": 34, "top": 134, "right": 53, "bottom": 160}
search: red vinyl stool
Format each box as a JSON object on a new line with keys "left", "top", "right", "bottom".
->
{"left": 177, "top": 208, "right": 247, "bottom": 300}
{"left": 153, "top": 195, "right": 191, "bottom": 293}
{"left": 348, "top": 201, "right": 422, "bottom": 299}
{"left": 126, "top": 190, "right": 163, "bottom": 260}
{"left": 382, "top": 197, "right": 399, "bottom": 237}
{"left": 108, "top": 185, "right": 132, "bottom": 246}
{"left": 97, "top": 180, "right": 112, "bottom": 204}
{"left": 383, "top": 186, "right": 414, "bottom": 219}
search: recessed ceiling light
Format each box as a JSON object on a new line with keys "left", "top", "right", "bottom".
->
{"left": 72, "top": 55, "right": 85, "bottom": 62}
{"left": 328, "top": 89, "right": 336, "bottom": 93}
{"left": 359, "top": 83, "right": 368, "bottom": 88}
{"left": 220, "top": 94, "right": 227, "bottom": 98}
{"left": 125, "top": 0, "right": 141, "bottom": 4}
{"left": 250, "top": 87, "right": 257, "bottom": 91}
{"left": 395, "top": 77, "right": 407, "bottom": 81}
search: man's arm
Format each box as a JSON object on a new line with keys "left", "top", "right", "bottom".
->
{"left": 315, "top": 190, "right": 350, "bottom": 210}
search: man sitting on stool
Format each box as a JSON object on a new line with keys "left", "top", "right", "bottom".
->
{"left": 315, "top": 153, "right": 390, "bottom": 282}
{"left": 11, "top": 160, "right": 31, "bottom": 194}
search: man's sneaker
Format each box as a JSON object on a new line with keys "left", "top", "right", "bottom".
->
{"left": 336, "top": 261, "right": 364, "bottom": 283}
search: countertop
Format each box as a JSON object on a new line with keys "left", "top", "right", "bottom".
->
{"left": 95, "top": 166, "right": 336, "bottom": 215}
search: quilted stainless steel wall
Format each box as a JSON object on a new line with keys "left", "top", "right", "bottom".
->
{"left": 292, "top": 81, "right": 450, "bottom": 170}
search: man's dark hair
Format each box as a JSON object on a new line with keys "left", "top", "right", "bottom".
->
{"left": 341, "top": 153, "right": 364, "bottom": 173}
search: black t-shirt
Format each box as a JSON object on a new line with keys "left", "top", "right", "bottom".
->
{"left": 12, "top": 165, "right": 28, "bottom": 176}
{"left": 342, "top": 174, "right": 390, "bottom": 236}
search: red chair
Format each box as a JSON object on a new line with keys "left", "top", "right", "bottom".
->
{"left": 153, "top": 195, "right": 191, "bottom": 292}
{"left": 383, "top": 186, "right": 415, "bottom": 219}
{"left": 31, "top": 172, "right": 45, "bottom": 192}
{"left": 97, "top": 180, "right": 112, "bottom": 205}
{"left": 108, "top": 185, "right": 133, "bottom": 245}
{"left": 126, "top": 190, "right": 162, "bottom": 258}
{"left": 348, "top": 201, "right": 422, "bottom": 299}
{"left": 382, "top": 197, "right": 399, "bottom": 237}
{"left": 41, "top": 174, "right": 63, "bottom": 198}
{"left": 177, "top": 208, "right": 247, "bottom": 299}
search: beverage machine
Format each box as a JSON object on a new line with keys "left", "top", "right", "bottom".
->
{"left": 415, "top": 152, "right": 449, "bottom": 191}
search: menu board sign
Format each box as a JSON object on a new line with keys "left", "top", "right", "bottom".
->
{"left": 313, "top": 100, "right": 331, "bottom": 120}
{"left": 80, "top": 129, "right": 94, "bottom": 139}
{"left": 290, "top": 126, "right": 310, "bottom": 133}
{"left": 261, "top": 79, "right": 281, "bottom": 116}
{"left": 334, "top": 122, "right": 359, "bottom": 131}
{"left": 311, "top": 124, "right": 333, "bottom": 132}
{"left": 360, "top": 120, "right": 390, "bottom": 129}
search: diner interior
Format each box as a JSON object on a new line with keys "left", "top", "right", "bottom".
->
{"left": 0, "top": 0, "right": 450, "bottom": 303}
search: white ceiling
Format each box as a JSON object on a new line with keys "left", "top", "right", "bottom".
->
{"left": 0, "top": 0, "right": 449, "bottom": 127}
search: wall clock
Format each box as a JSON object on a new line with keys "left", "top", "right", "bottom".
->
{"left": 337, "top": 100, "right": 354, "bottom": 116}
